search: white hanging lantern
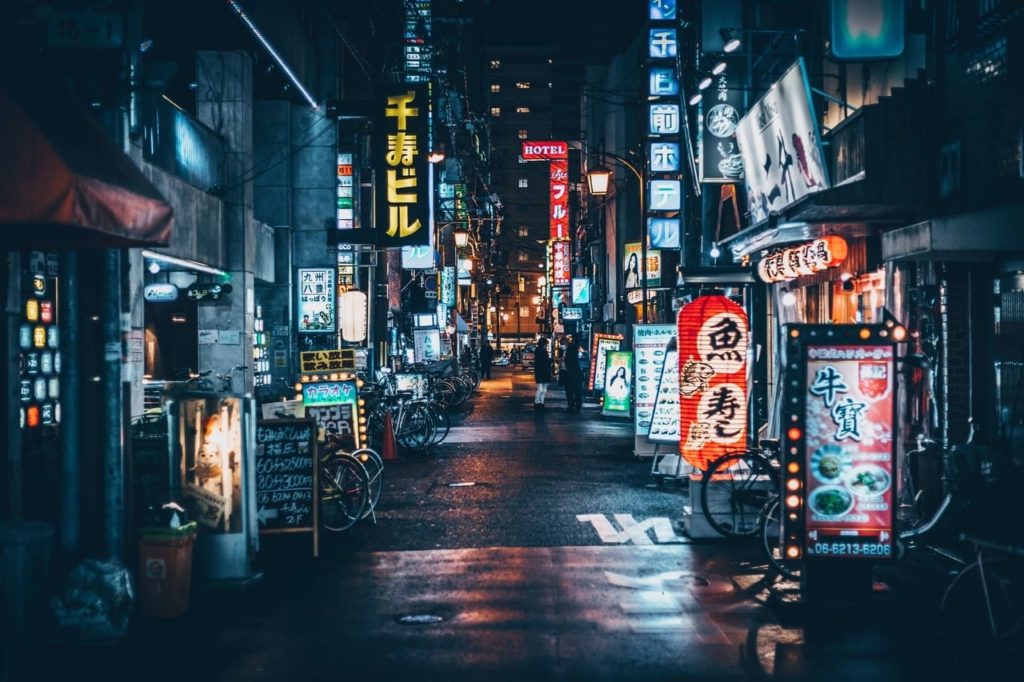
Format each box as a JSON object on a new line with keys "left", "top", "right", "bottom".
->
{"left": 339, "top": 290, "right": 367, "bottom": 342}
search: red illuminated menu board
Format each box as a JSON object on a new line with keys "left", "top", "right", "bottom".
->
{"left": 802, "top": 344, "right": 895, "bottom": 558}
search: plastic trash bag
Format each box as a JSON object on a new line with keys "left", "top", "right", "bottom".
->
{"left": 50, "top": 559, "right": 135, "bottom": 641}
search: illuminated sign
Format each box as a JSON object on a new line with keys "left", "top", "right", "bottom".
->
{"left": 649, "top": 67, "right": 679, "bottom": 96}
{"left": 571, "top": 278, "right": 591, "bottom": 305}
{"left": 549, "top": 157, "right": 569, "bottom": 239}
{"left": 550, "top": 240, "right": 571, "bottom": 286}
{"left": 648, "top": 218, "right": 680, "bottom": 249}
{"left": 648, "top": 28, "right": 677, "bottom": 59}
{"left": 648, "top": 338, "right": 680, "bottom": 443}
{"left": 677, "top": 296, "right": 749, "bottom": 470}
{"left": 782, "top": 325, "right": 897, "bottom": 561}
{"left": 649, "top": 0, "right": 676, "bottom": 20}
{"left": 401, "top": 245, "right": 434, "bottom": 269}
{"left": 756, "top": 236, "right": 849, "bottom": 283}
{"left": 633, "top": 324, "right": 677, "bottom": 437}
{"left": 144, "top": 283, "right": 179, "bottom": 303}
{"left": 377, "top": 84, "right": 430, "bottom": 247}
{"left": 297, "top": 268, "right": 335, "bottom": 332}
{"left": 521, "top": 141, "right": 568, "bottom": 160}
{"left": 413, "top": 328, "right": 440, "bottom": 362}
{"left": 336, "top": 152, "right": 357, "bottom": 230}
{"left": 623, "top": 243, "right": 661, "bottom": 289}
{"left": 338, "top": 244, "right": 355, "bottom": 286}
{"left": 589, "top": 333, "right": 623, "bottom": 391}
{"left": 560, "top": 306, "right": 583, "bottom": 321}
{"left": 649, "top": 142, "right": 680, "bottom": 172}
{"left": 648, "top": 180, "right": 681, "bottom": 211}
{"left": 339, "top": 290, "right": 367, "bottom": 343}
{"left": 602, "top": 351, "right": 633, "bottom": 416}
{"left": 830, "top": 0, "right": 904, "bottom": 60}
{"left": 736, "top": 59, "right": 830, "bottom": 224}
{"left": 440, "top": 266, "right": 456, "bottom": 307}
{"left": 649, "top": 104, "right": 680, "bottom": 135}
{"left": 302, "top": 380, "right": 357, "bottom": 407}
{"left": 551, "top": 288, "right": 568, "bottom": 309}
{"left": 457, "top": 258, "right": 473, "bottom": 284}
{"left": 699, "top": 71, "right": 746, "bottom": 183}
{"left": 299, "top": 349, "right": 355, "bottom": 373}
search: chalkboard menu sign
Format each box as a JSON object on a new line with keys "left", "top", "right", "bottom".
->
{"left": 255, "top": 418, "right": 318, "bottom": 556}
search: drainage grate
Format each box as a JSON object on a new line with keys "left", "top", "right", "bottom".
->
{"left": 397, "top": 614, "right": 445, "bottom": 625}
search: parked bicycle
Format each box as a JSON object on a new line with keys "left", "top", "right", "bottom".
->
{"left": 318, "top": 440, "right": 380, "bottom": 532}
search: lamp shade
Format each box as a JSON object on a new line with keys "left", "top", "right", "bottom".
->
{"left": 587, "top": 166, "right": 612, "bottom": 195}
{"left": 339, "top": 290, "right": 368, "bottom": 342}
{"left": 453, "top": 227, "right": 469, "bottom": 248}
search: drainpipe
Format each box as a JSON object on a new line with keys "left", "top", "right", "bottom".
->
{"left": 102, "top": 249, "right": 124, "bottom": 561}
{"left": 59, "top": 251, "right": 80, "bottom": 555}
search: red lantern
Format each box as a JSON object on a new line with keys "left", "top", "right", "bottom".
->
{"left": 677, "top": 295, "right": 749, "bottom": 470}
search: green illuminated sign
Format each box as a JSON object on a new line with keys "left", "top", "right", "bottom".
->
{"left": 602, "top": 351, "right": 633, "bottom": 417}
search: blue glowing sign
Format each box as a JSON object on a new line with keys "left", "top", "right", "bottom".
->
{"left": 648, "top": 29, "right": 677, "bottom": 59}
{"left": 830, "top": 0, "right": 905, "bottom": 60}
{"left": 649, "top": 0, "right": 676, "bottom": 20}
{"left": 648, "top": 218, "right": 681, "bottom": 249}
{"left": 649, "top": 142, "right": 680, "bottom": 172}
{"left": 649, "top": 104, "right": 680, "bottom": 135}
{"left": 649, "top": 67, "right": 679, "bottom": 96}
{"left": 648, "top": 180, "right": 681, "bottom": 211}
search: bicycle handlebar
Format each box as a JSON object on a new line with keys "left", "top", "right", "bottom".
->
{"left": 959, "top": 533, "right": 1024, "bottom": 558}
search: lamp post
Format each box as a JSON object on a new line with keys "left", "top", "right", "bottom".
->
{"left": 587, "top": 154, "right": 648, "bottom": 323}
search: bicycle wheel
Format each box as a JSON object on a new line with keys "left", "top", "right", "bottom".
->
{"left": 759, "top": 496, "right": 801, "bottom": 581}
{"left": 319, "top": 454, "right": 369, "bottom": 532}
{"left": 942, "top": 558, "right": 1024, "bottom": 681}
{"left": 700, "top": 450, "right": 779, "bottom": 537}
{"left": 397, "top": 403, "right": 434, "bottom": 450}
{"left": 427, "top": 401, "right": 450, "bottom": 445}
{"left": 351, "top": 448, "right": 383, "bottom": 519}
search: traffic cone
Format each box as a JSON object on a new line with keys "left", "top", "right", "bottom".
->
{"left": 381, "top": 410, "right": 399, "bottom": 461}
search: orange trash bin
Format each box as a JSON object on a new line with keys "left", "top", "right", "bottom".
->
{"left": 137, "top": 522, "right": 197, "bottom": 619}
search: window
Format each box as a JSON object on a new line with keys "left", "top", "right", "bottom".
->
{"left": 490, "top": 107, "right": 501, "bottom": 117}
{"left": 490, "top": 83, "right": 501, "bottom": 93}
{"left": 516, "top": 106, "right": 530, "bottom": 114}
{"left": 518, "top": 226, "right": 529, "bottom": 237}
{"left": 518, "top": 178, "right": 528, "bottom": 188}
{"left": 518, "top": 252, "right": 530, "bottom": 262}
{"left": 517, "top": 129, "right": 528, "bottom": 140}
{"left": 490, "top": 59, "right": 501, "bottom": 69}
{"left": 515, "top": 81, "right": 531, "bottom": 89}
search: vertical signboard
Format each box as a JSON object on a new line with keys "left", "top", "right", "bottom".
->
{"left": 735, "top": 59, "right": 830, "bottom": 224}
{"left": 649, "top": 337, "right": 680, "bottom": 443}
{"left": 404, "top": 0, "right": 433, "bottom": 82}
{"left": 782, "top": 325, "right": 897, "bottom": 562}
{"left": 255, "top": 419, "right": 318, "bottom": 556}
{"left": 549, "top": 159, "right": 569, "bottom": 239}
{"left": 297, "top": 268, "right": 335, "bottom": 333}
{"left": 589, "top": 333, "right": 624, "bottom": 391}
{"left": 550, "top": 240, "right": 571, "bottom": 286}
{"left": 377, "top": 84, "right": 430, "bottom": 247}
{"left": 624, "top": 242, "right": 662, "bottom": 288}
{"left": 302, "top": 380, "right": 360, "bottom": 450}
{"left": 440, "top": 266, "right": 456, "bottom": 307}
{"left": 646, "top": 2, "right": 682, "bottom": 252}
{"left": 633, "top": 325, "right": 677, "bottom": 454}
{"left": 571, "top": 278, "right": 591, "bottom": 305}
{"left": 414, "top": 328, "right": 441, "bottom": 362}
{"left": 698, "top": 70, "right": 745, "bottom": 183}
{"left": 602, "top": 351, "right": 633, "bottom": 417}
{"left": 676, "top": 295, "right": 749, "bottom": 470}
{"left": 337, "top": 153, "right": 357, "bottom": 230}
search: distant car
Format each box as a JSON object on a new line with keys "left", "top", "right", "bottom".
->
{"left": 495, "top": 351, "right": 510, "bottom": 366}
{"left": 522, "top": 343, "right": 536, "bottom": 369}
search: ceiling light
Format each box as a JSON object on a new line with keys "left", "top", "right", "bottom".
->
{"left": 698, "top": 76, "right": 713, "bottom": 90}
{"left": 712, "top": 61, "right": 727, "bottom": 75}
{"left": 688, "top": 92, "right": 702, "bottom": 106}
{"left": 721, "top": 28, "right": 742, "bottom": 53}
{"left": 147, "top": 261, "right": 161, "bottom": 274}
{"left": 709, "top": 245, "right": 721, "bottom": 259}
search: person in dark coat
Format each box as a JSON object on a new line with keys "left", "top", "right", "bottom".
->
{"left": 533, "top": 338, "right": 552, "bottom": 409}
{"left": 562, "top": 334, "right": 583, "bottom": 412}
{"left": 480, "top": 340, "right": 494, "bottom": 379}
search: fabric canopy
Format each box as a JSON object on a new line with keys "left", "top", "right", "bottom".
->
{"left": 0, "top": 79, "right": 173, "bottom": 248}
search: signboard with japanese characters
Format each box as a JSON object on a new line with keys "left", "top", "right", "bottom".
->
{"left": 549, "top": 158, "right": 569, "bottom": 239}
{"left": 376, "top": 84, "right": 430, "bottom": 247}
{"left": 633, "top": 324, "right": 677, "bottom": 438}
{"left": 623, "top": 242, "right": 662, "bottom": 289}
{"left": 414, "top": 328, "right": 441, "bottom": 362}
{"left": 646, "top": 5, "right": 683, "bottom": 254}
{"left": 337, "top": 153, "right": 358, "bottom": 230}
{"left": 698, "top": 69, "right": 745, "bottom": 183}
{"left": 550, "top": 239, "right": 571, "bottom": 287}
{"left": 756, "top": 236, "right": 848, "bottom": 283}
{"left": 782, "top": 325, "right": 897, "bottom": 561}
{"left": 676, "top": 295, "right": 749, "bottom": 470}
{"left": 589, "top": 333, "right": 623, "bottom": 391}
{"left": 602, "top": 351, "right": 633, "bottom": 417}
{"left": 255, "top": 419, "right": 318, "bottom": 556}
{"left": 302, "top": 379, "right": 360, "bottom": 452}
{"left": 736, "top": 59, "right": 830, "bottom": 224}
{"left": 297, "top": 268, "right": 335, "bottom": 333}
{"left": 299, "top": 349, "right": 356, "bottom": 373}
{"left": 648, "top": 218, "right": 680, "bottom": 249}
{"left": 441, "top": 266, "right": 456, "bottom": 307}
{"left": 649, "top": 337, "right": 680, "bottom": 443}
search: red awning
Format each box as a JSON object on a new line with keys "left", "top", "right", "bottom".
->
{"left": 0, "top": 79, "right": 173, "bottom": 249}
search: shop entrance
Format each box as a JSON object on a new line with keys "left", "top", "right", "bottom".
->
{"left": 144, "top": 298, "right": 198, "bottom": 380}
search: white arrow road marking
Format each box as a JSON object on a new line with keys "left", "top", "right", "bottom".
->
{"left": 576, "top": 513, "right": 685, "bottom": 544}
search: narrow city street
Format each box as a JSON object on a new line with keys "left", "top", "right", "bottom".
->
{"left": 40, "top": 367, "right": 950, "bottom": 682}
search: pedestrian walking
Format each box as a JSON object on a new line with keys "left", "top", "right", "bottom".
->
{"left": 480, "top": 340, "right": 494, "bottom": 379}
{"left": 533, "top": 338, "right": 552, "bottom": 410}
{"left": 562, "top": 334, "right": 583, "bottom": 413}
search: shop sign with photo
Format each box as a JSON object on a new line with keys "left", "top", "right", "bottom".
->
{"left": 297, "top": 268, "right": 335, "bottom": 333}
{"left": 649, "top": 337, "right": 680, "bottom": 443}
{"left": 632, "top": 324, "right": 677, "bottom": 440}
{"left": 376, "top": 83, "right": 430, "bottom": 247}
{"left": 677, "top": 295, "right": 749, "bottom": 470}
{"left": 395, "top": 373, "right": 427, "bottom": 399}
{"left": 735, "top": 58, "right": 830, "bottom": 224}
{"left": 589, "top": 333, "right": 624, "bottom": 391}
{"left": 623, "top": 242, "right": 662, "bottom": 289}
{"left": 698, "top": 68, "right": 745, "bottom": 183}
{"left": 756, "top": 236, "right": 848, "bottom": 283}
{"left": 414, "top": 328, "right": 441, "bottom": 362}
{"left": 602, "top": 350, "right": 633, "bottom": 417}
{"left": 782, "top": 325, "right": 897, "bottom": 560}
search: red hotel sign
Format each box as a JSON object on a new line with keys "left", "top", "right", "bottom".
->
{"left": 549, "top": 160, "right": 568, "bottom": 239}
{"left": 521, "top": 141, "right": 568, "bottom": 160}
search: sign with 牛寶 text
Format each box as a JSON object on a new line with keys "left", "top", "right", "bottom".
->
{"left": 376, "top": 84, "right": 430, "bottom": 247}
{"left": 677, "top": 295, "right": 749, "bottom": 470}
{"left": 297, "top": 268, "right": 335, "bottom": 333}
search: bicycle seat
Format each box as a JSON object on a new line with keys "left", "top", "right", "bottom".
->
{"left": 759, "top": 438, "right": 781, "bottom": 452}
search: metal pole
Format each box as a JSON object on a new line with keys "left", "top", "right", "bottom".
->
{"left": 102, "top": 249, "right": 124, "bottom": 561}
{"left": 60, "top": 251, "right": 80, "bottom": 555}
{"left": 3, "top": 252, "right": 22, "bottom": 518}
{"left": 639, "top": 176, "right": 647, "bottom": 323}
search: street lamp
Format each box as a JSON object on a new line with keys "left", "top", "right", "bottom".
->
{"left": 586, "top": 153, "right": 649, "bottom": 323}
{"left": 453, "top": 227, "right": 470, "bottom": 248}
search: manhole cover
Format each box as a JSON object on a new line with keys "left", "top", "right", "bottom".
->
{"left": 447, "top": 481, "right": 476, "bottom": 488}
{"left": 397, "top": 614, "right": 445, "bottom": 625}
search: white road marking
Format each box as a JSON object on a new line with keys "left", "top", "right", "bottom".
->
{"left": 576, "top": 513, "right": 685, "bottom": 545}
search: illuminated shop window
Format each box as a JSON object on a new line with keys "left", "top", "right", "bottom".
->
{"left": 517, "top": 129, "right": 528, "bottom": 139}
{"left": 516, "top": 106, "right": 530, "bottom": 114}
{"left": 490, "top": 106, "right": 501, "bottom": 117}
{"left": 516, "top": 81, "right": 531, "bottom": 89}
{"left": 518, "top": 178, "right": 528, "bottom": 188}
{"left": 490, "top": 59, "right": 501, "bottom": 69}
{"left": 490, "top": 83, "right": 501, "bottom": 93}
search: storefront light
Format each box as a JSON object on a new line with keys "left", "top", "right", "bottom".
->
{"left": 786, "top": 479, "right": 801, "bottom": 491}
{"left": 785, "top": 546, "right": 801, "bottom": 559}
{"left": 785, "top": 494, "right": 801, "bottom": 509}
{"left": 780, "top": 288, "right": 797, "bottom": 307}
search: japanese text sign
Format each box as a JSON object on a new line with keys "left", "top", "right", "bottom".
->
{"left": 297, "top": 268, "right": 335, "bottom": 333}
{"left": 589, "top": 333, "right": 623, "bottom": 391}
{"left": 441, "top": 266, "right": 456, "bottom": 307}
{"left": 549, "top": 158, "right": 569, "bottom": 239}
{"left": 550, "top": 239, "right": 571, "bottom": 286}
{"left": 783, "top": 325, "right": 897, "bottom": 560}
{"left": 757, "top": 236, "right": 848, "bottom": 283}
{"left": 633, "top": 325, "right": 677, "bottom": 437}
{"left": 301, "top": 380, "right": 357, "bottom": 407}
{"left": 376, "top": 84, "right": 430, "bottom": 247}
{"left": 623, "top": 243, "right": 661, "bottom": 289}
{"left": 677, "top": 296, "right": 749, "bottom": 470}
{"left": 299, "top": 350, "right": 355, "bottom": 373}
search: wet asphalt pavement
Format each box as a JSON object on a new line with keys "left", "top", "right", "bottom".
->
{"left": 38, "top": 367, "right": 962, "bottom": 681}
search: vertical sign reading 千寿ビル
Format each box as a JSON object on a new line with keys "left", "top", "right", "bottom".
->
{"left": 377, "top": 84, "right": 430, "bottom": 248}
{"left": 297, "top": 268, "right": 335, "bottom": 333}
{"left": 646, "top": 2, "right": 682, "bottom": 251}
